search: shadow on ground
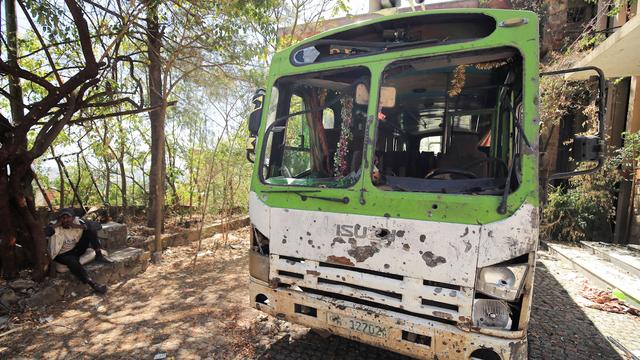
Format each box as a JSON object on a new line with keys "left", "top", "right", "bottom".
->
{"left": 5, "top": 232, "right": 261, "bottom": 359}
{"left": 4, "top": 232, "right": 624, "bottom": 359}
{"left": 528, "top": 261, "right": 621, "bottom": 359}
{"left": 259, "top": 330, "right": 409, "bottom": 360}
{"left": 259, "top": 261, "right": 622, "bottom": 360}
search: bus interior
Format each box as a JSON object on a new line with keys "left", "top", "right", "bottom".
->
{"left": 374, "top": 47, "right": 524, "bottom": 194}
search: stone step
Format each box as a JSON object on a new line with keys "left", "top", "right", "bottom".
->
{"left": 547, "top": 242, "right": 640, "bottom": 307}
{"left": 97, "top": 221, "right": 129, "bottom": 251}
{"left": 82, "top": 247, "right": 149, "bottom": 285}
{"left": 580, "top": 241, "right": 640, "bottom": 278}
{"left": 23, "top": 247, "right": 150, "bottom": 309}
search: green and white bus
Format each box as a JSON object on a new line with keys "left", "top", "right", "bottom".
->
{"left": 246, "top": 9, "right": 604, "bottom": 359}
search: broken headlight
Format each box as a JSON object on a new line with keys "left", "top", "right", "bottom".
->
{"left": 472, "top": 299, "right": 512, "bottom": 330}
{"left": 476, "top": 264, "right": 528, "bottom": 301}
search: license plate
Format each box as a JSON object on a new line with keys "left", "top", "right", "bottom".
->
{"left": 328, "top": 313, "right": 388, "bottom": 338}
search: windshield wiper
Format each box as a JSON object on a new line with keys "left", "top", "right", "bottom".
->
{"left": 309, "top": 38, "right": 447, "bottom": 53}
{"left": 497, "top": 154, "right": 518, "bottom": 214}
{"left": 261, "top": 189, "right": 350, "bottom": 204}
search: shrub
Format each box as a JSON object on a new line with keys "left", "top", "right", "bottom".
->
{"left": 541, "top": 132, "right": 640, "bottom": 243}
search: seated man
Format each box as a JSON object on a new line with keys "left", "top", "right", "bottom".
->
{"left": 46, "top": 208, "right": 112, "bottom": 294}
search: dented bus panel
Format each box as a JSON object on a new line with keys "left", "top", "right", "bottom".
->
{"left": 248, "top": 9, "right": 542, "bottom": 360}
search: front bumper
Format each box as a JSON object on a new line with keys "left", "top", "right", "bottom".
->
{"left": 250, "top": 278, "right": 527, "bottom": 360}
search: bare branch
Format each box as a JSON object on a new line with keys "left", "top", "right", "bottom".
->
{"left": 65, "top": 0, "right": 98, "bottom": 72}
{"left": 81, "top": 97, "right": 140, "bottom": 109}
{"left": 0, "top": 60, "right": 56, "bottom": 92}
{"left": 70, "top": 101, "right": 177, "bottom": 124}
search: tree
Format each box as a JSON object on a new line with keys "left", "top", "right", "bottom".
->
{"left": 0, "top": 0, "right": 147, "bottom": 279}
{"left": 139, "top": 0, "right": 280, "bottom": 260}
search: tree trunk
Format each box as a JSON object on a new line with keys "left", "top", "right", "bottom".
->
{"left": 0, "top": 166, "right": 18, "bottom": 279}
{"left": 118, "top": 156, "right": 127, "bottom": 208}
{"left": 51, "top": 147, "right": 65, "bottom": 207}
{"left": 0, "top": 157, "right": 49, "bottom": 280}
{"left": 146, "top": 0, "right": 166, "bottom": 259}
{"left": 188, "top": 126, "right": 195, "bottom": 208}
{"left": 165, "top": 140, "right": 179, "bottom": 206}
{"left": 117, "top": 121, "right": 128, "bottom": 207}
{"left": 104, "top": 158, "right": 111, "bottom": 204}
{"left": 5, "top": 0, "right": 23, "bottom": 122}
{"left": 11, "top": 164, "right": 47, "bottom": 280}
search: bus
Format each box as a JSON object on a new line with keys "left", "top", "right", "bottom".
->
{"left": 245, "top": 9, "right": 604, "bottom": 359}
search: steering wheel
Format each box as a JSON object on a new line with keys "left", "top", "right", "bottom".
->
{"left": 425, "top": 168, "right": 478, "bottom": 179}
{"left": 462, "top": 157, "right": 508, "bottom": 176}
{"left": 426, "top": 157, "right": 508, "bottom": 179}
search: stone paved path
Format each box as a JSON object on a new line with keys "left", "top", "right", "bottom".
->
{"left": 528, "top": 251, "right": 639, "bottom": 360}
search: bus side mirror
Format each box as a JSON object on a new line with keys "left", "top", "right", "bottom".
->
{"left": 247, "top": 89, "right": 266, "bottom": 163}
{"left": 248, "top": 89, "right": 266, "bottom": 137}
{"left": 246, "top": 137, "right": 257, "bottom": 163}
{"left": 573, "top": 135, "right": 603, "bottom": 162}
{"left": 540, "top": 67, "right": 606, "bottom": 180}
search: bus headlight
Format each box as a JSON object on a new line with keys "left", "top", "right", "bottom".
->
{"left": 476, "top": 264, "right": 528, "bottom": 301}
{"left": 472, "top": 299, "right": 512, "bottom": 329}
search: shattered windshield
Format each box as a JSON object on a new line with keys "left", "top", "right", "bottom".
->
{"left": 262, "top": 67, "right": 370, "bottom": 188}
{"left": 373, "top": 47, "right": 523, "bottom": 195}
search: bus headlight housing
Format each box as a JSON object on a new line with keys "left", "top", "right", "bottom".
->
{"left": 472, "top": 299, "right": 512, "bottom": 329}
{"left": 476, "top": 264, "right": 528, "bottom": 301}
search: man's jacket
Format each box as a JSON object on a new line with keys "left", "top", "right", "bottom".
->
{"left": 46, "top": 217, "right": 101, "bottom": 259}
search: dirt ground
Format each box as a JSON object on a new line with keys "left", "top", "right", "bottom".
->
{"left": 1, "top": 228, "right": 274, "bottom": 359}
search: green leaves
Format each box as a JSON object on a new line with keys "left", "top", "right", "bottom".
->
{"left": 23, "top": 0, "right": 75, "bottom": 42}
{"left": 16, "top": 0, "right": 341, "bottom": 212}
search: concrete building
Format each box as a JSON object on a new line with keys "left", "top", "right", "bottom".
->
{"left": 567, "top": 1, "right": 640, "bottom": 244}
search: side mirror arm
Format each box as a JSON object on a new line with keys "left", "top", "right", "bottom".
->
{"left": 540, "top": 66, "right": 606, "bottom": 180}
{"left": 246, "top": 137, "right": 256, "bottom": 163}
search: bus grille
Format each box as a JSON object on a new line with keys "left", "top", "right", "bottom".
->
{"left": 272, "top": 254, "right": 473, "bottom": 325}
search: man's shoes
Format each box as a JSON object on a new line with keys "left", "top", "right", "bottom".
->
{"left": 95, "top": 252, "right": 114, "bottom": 264}
{"left": 88, "top": 280, "right": 107, "bottom": 294}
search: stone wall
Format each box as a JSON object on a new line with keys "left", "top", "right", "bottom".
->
{"left": 98, "top": 222, "right": 129, "bottom": 251}
{"left": 144, "top": 216, "right": 250, "bottom": 252}
{"left": 629, "top": 173, "right": 640, "bottom": 245}
{"left": 542, "top": 0, "right": 568, "bottom": 55}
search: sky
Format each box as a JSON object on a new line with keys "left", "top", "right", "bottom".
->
{"left": 347, "top": 0, "right": 457, "bottom": 14}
